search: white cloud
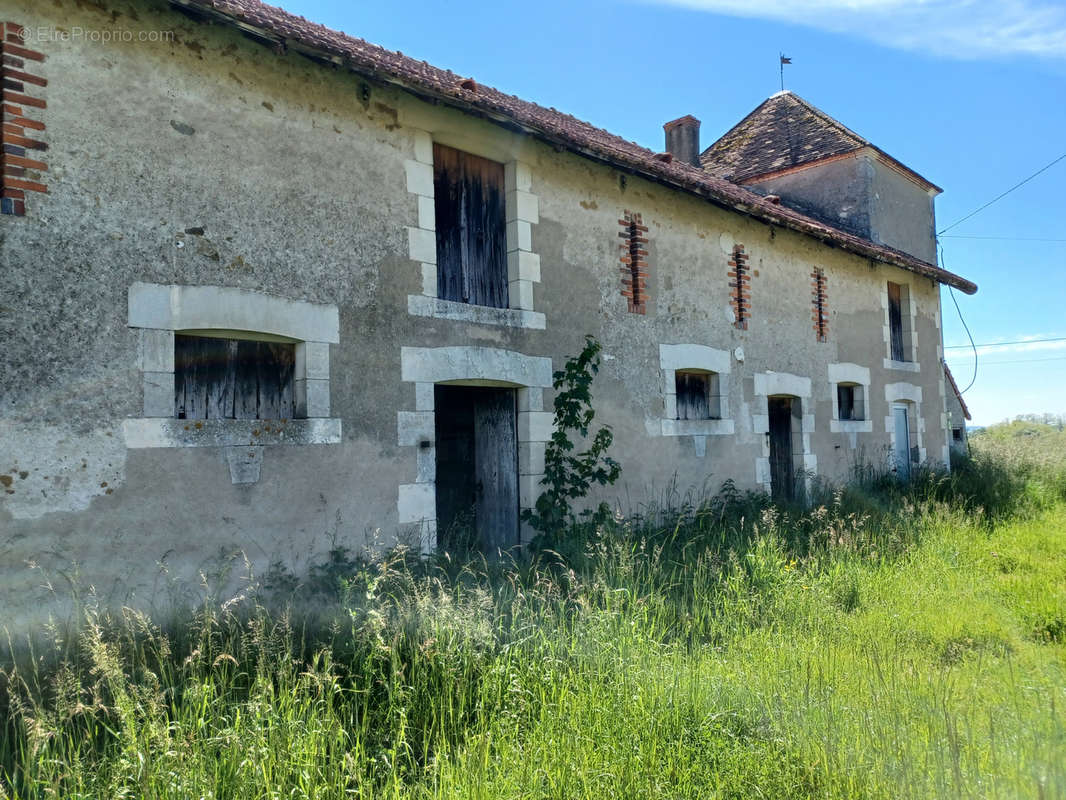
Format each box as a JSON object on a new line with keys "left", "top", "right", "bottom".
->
{"left": 651, "top": 0, "right": 1066, "bottom": 60}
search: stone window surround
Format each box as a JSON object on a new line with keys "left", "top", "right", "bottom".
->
{"left": 657, "top": 344, "right": 734, "bottom": 457}
{"left": 884, "top": 381, "right": 926, "bottom": 464}
{"left": 124, "top": 283, "right": 342, "bottom": 482}
{"left": 752, "top": 371, "right": 816, "bottom": 495}
{"left": 881, "top": 280, "right": 920, "bottom": 372}
{"left": 397, "top": 345, "right": 554, "bottom": 555}
{"left": 404, "top": 130, "right": 545, "bottom": 330}
{"left": 828, "top": 362, "right": 873, "bottom": 434}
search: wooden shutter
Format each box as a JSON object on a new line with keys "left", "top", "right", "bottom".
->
{"left": 175, "top": 335, "right": 295, "bottom": 420}
{"left": 433, "top": 143, "right": 507, "bottom": 308}
{"left": 837, "top": 384, "right": 855, "bottom": 420}
{"left": 675, "top": 372, "right": 711, "bottom": 420}
{"left": 888, "top": 282, "right": 905, "bottom": 362}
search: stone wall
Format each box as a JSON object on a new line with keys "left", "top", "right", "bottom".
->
{"left": 0, "top": 0, "right": 952, "bottom": 627}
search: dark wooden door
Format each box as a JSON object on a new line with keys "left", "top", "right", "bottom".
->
{"left": 474, "top": 389, "right": 519, "bottom": 555}
{"left": 434, "top": 386, "right": 518, "bottom": 555}
{"left": 768, "top": 397, "right": 795, "bottom": 503}
{"left": 435, "top": 386, "right": 478, "bottom": 551}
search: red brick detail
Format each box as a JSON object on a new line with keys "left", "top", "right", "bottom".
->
{"left": 2, "top": 90, "right": 45, "bottom": 109}
{"left": 2, "top": 42, "right": 45, "bottom": 63}
{"left": 6, "top": 69, "right": 46, "bottom": 87}
{"left": 1, "top": 22, "right": 46, "bottom": 217}
{"left": 811, "top": 268, "right": 828, "bottom": 342}
{"left": 728, "top": 244, "right": 751, "bottom": 329}
{"left": 619, "top": 209, "right": 649, "bottom": 314}
{"left": 3, "top": 152, "right": 46, "bottom": 170}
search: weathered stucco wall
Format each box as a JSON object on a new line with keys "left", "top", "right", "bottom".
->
{"left": 868, "top": 159, "right": 939, "bottom": 265}
{"left": 746, "top": 155, "right": 872, "bottom": 242}
{"left": 746, "top": 151, "right": 939, "bottom": 265}
{"left": 944, "top": 361, "right": 970, "bottom": 455}
{"left": 0, "top": 0, "right": 952, "bottom": 627}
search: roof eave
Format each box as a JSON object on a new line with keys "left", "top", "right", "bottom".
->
{"left": 171, "top": 0, "right": 976, "bottom": 295}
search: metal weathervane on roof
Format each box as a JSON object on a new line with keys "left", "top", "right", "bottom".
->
{"left": 780, "top": 53, "right": 792, "bottom": 92}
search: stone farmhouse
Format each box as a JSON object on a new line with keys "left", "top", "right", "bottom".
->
{"left": 0, "top": 0, "right": 976, "bottom": 619}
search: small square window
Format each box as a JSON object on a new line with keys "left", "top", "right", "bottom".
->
{"left": 952, "top": 427, "right": 963, "bottom": 442}
{"left": 175, "top": 334, "right": 295, "bottom": 420}
{"left": 675, "top": 371, "right": 721, "bottom": 420}
{"left": 837, "top": 383, "right": 865, "bottom": 421}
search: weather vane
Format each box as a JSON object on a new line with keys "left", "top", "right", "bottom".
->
{"left": 779, "top": 53, "right": 792, "bottom": 91}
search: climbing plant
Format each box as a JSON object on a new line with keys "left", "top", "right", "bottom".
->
{"left": 523, "top": 335, "right": 621, "bottom": 539}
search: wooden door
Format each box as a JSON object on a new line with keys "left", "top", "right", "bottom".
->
{"left": 893, "top": 404, "right": 911, "bottom": 479}
{"left": 435, "top": 386, "right": 478, "bottom": 551}
{"left": 768, "top": 397, "right": 795, "bottom": 502}
{"left": 435, "top": 385, "right": 518, "bottom": 555}
{"left": 474, "top": 389, "right": 519, "bottom": 556}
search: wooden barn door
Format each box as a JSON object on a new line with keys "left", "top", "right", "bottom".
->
{"left": 474, "top": 390, "right": 519, "bottom": 555}
{"left": 435, "top": 386, "right": 519, "bottom": 555}
{"left": 893, "top": 404, "right": 911, "bottom": 480}
{"left": 768, "top": 397, "right": 795, "bottom": 503}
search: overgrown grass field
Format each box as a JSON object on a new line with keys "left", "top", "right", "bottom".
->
{"left": 2, "top": 423, "right": 1064, "bottom": 798}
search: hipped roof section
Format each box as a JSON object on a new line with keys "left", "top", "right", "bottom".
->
{"left": 701, "top": 90, "right": 942, "bottom": 193}
{"left": 171, "top": 0, "right": 976, "bottom": 295}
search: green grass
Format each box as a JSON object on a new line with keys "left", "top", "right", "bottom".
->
{"left": 1, "top": 424, "right": 1064, "bottom": 799}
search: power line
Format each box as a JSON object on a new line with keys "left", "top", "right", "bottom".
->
{"left": 939, "top": 241, "right": 978, "bottom": 394}
{"left": 943, "top": 336, "right": 1066, "bottom": 349}
{"left": 940, "top": 234, "right": 1066, "bottom": 243}
{"left": 945, "top": 355, "right": 1066, "bottom": 367}
{"left": 947, "top": 284, "right": 977, "bottom": 392}
{"left": 937, "top": 151, "right": 1066, "bottom": 235}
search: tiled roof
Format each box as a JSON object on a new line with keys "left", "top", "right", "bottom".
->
{"left": 943, "top": 361, "right": 972, "bottom": 421}
{"left": 174, "top": 0, "right": 974, "bottom": 295}
{"left": 701, "top": 91, "right": 941, "bottom": 191}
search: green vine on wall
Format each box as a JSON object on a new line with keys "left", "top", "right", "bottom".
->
{"left": 523, "top": 336, "right": 621, "bottom": 539}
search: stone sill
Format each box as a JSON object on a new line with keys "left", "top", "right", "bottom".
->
{"left": 661, "top": 418, "right": 735, "bottom": 437}
{"left": 408, "top": 295, "right": 546, "bottom": 330}
{"left": 123, "top": 417, "right": 342, "bottom": 449}
{"left": 883, "top": 359, "right": 921, "bottom": 373}
{"left": 830, "top": 419, "right": 874, "bottom": 434}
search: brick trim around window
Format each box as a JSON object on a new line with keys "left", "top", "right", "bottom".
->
{"left": 811, "top": 268, "right": 828, "bottom": 342}
{"left": 728, "top": 244, "right": 750, "bottom": 329}
{"left": 619, "top": 210, "right": 648, "bottom": 314}
{"left": 1, "top": 22, "right": 48, "bottom": 217}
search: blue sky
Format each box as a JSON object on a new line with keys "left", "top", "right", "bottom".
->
{"left": 284, "top": 0, "right": 1066, "bottom": 426}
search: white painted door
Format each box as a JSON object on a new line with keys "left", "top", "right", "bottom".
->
{"left": 893, "top": 404, "right": 911, "bottom": 479}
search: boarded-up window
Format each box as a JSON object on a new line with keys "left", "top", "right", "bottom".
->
{"left": 837, "top": 383, "right": 865, "bottom": 421}
{"left": 433, "top": 143, "right": 507, "bottom": 308}
{"left": 174, "top": 334, "right": 295, "bottom": 420}
{"left": 675, "top": 371, "right": 721, "bottom": 420}
{"left": 887, "top": 281, "right": 911, "bottom": 362}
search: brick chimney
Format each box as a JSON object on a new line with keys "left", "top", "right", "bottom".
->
{"left": 663, "top": 115, "right": 701, "bottom": 167}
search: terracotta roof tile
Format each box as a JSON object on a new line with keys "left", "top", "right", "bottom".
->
{"left": 175, "top": 0, "right": 974, "bottom": 294}
{"left": 701, "top": 91, "right": 941, "bottom": 191}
